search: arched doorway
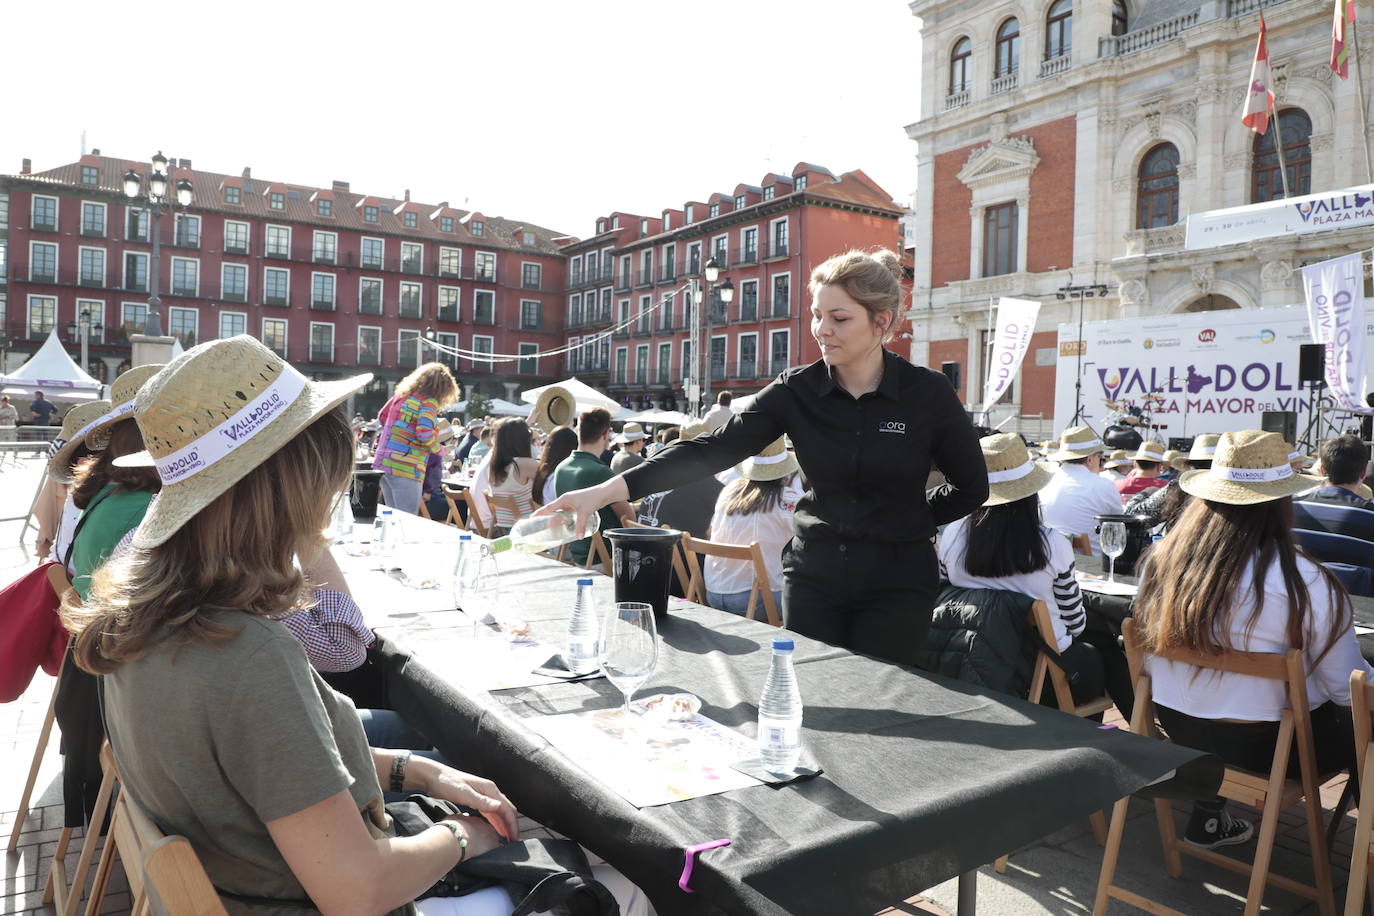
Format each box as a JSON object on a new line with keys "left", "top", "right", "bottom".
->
{"left": 1182, "top": 295, "right": 1242, "bottom": 312}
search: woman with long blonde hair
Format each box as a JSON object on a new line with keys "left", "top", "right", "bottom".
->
{"left": 374, "top": 362, "right": 459, "bottom": 514}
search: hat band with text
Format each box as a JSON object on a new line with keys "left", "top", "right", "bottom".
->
{"left": 153, "top": 367, "right": 309, "bottom": 485}
{"left": 1217, "top": 463, "right": 1294, "bottom": 483}
{"left": 986, "top": 460, "right": 1037, "bottom": 483}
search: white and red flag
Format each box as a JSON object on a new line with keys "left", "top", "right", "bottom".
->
{"left": 1332, "top": 0, "right": 1357, "bottom": 79}
{"left": 1242, "top": 14, "right": 1276, "bottom": 134}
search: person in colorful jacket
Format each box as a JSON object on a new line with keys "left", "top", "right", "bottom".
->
{"left": 373, "top": 363, "right": 459, "bottom": 514}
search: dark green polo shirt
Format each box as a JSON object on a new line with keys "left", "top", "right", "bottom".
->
{"left": 552, "top": 449, "right": 618, "bottom": 565}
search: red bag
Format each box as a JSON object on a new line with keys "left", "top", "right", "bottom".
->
{"left": 0, "top": 561, "right": 70, "bottom": 702}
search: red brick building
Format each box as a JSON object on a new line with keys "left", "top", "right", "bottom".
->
{"left": 560, "top": 163, "right": 904, "bottom": 412}
{"left": 0, "top": 152, "right": 568, "bottom": 414}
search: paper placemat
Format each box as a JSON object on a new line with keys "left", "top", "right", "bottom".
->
{"left": 525, "top": 701, "right": 765, "bottom": 807}
{"left": 402, "top": 625, "right": 604, "bottom": 691}
{"left": 1075, "top": 572, "right": 1138, "bottom": 597}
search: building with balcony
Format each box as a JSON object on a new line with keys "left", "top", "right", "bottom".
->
{"left": 0, "top": 152, "right": 568, "bottom": 414}
{"left": 559, "top": 163, "right": 904, "bottom": 413}
{"left": 906, "top": 0, "right": 1360, "bottom": 431}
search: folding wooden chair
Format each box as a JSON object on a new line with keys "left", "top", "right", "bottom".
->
{"left": 552, "top": 528, "right": 613, "bottom": 577}
{"left": 462, "top": 489, "right": 489, "bottom": 538}
{"left": 1344, "top": 670, "right": 1374, "bottom": 916}
{"left": 1071, "top": 533, "right": 1092, "bottom": 556}
{"left": 85, "top": 743, "right": 228, "bottom": 916}
{"left": 441, "top": 487, "right": 465, "bottom": 527}
{"left": 678, "top": 532, "right": 782, "bottom": 626}
{"left": 1093, "top": 618, "right": 1336, "bottom": 916}
{"left": 483, "top": 489, "right": 530, "bottom": 536}
{"left": 995, "top": 600, "right": 1112, "bottom": 872}
{"left": 417, "top": 499, "right": 432, "bottom": 520}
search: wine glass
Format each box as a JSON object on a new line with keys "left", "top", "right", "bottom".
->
{"left": 1100, "top": 521, "right": 1128, "bottom": 584}
{"left": 470, "top": 549, "right": 502, "bottom": 628}
{"left": 599, "top": 602, "right": 659, "bottom": 719}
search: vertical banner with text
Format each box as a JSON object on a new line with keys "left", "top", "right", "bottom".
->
{"left": 982, "top": 296, "right": 1041, "bottom": 414}
{"left": 1300, "top": 251, "right": 1367, "bottom": 409}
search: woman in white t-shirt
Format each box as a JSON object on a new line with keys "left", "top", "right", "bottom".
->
{"left": 939, "top": 434, "right": 1133, "bottom": 717}
{"left": 704, "top": 438, "right": 798, "bottom": 616}
{"left": 1137, "top": 429, "right": 1373, "bottom": 852}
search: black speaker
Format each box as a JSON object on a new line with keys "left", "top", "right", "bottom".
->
{"left": 1299, "top": 343, "right": 1326, "bottom": 385}
{"left": 940, "top": 361, "right": 961, "bottom": 390}
{"left": 1261, "top": 410, "right": 1298, "bottom": 444}
{"left": 1168, "top": 436, "right": 1192, "bottom": 452}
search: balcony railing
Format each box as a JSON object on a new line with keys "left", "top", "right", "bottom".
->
{"left": 1099, "top": 10, "right": 1200, "bottom": 57}
{"left": 362, "top": 256, "right": 385, "bottom": 270}
{"left": 1039, "top": 54, "right": 1070, "bottom": 78}
{"left": 225, "top": 243, "right": 249, "bottom": 255}
{"left": 473, "top": 309, "right": 495, "bottom": 326}
{"left": 79, "top": 274, "right": 102, "bottom": 288}
{"left": 765, "top": 239, "right": 789, "bottom": 260}
{"left": 636, "top": 269, "right": 654, "bottom": 288}
{"left": 1226, "top": 0, "right": 1289, "bottom": 18}
{"left": 264, "top": 294, "right": 288, "bottom": 307}
{"left": 359, "top": 294, "right": 382, "bottom": 315}
{"left": 401, "top": 258, "right": 423, "bottom": 274}
{"left": 310, "top": 347, "right": 334, "bottom": 363}
{"left": 475, "top": 268, "right": 497, "bottom": 283}
{"left": 314, "top": 251, "right": 336, "bottom": 264}
{"left": 733, "top": 246, "right": 758, "bottom": 265}
{"left": 31, "top": 220, "right": 56, "bottom": 233}
{"left": 990, "top": 72, "right": 1018, "bottom": 95}
{"left": 311, "top": 299, "right": 336, "bottom": 311}
{"left": 437, "top": 306, "right": 459, "bottom": 322}
{"left": 81, "top": 226, "right": 105, "bottom": 238}
{"left": 222, "top": 290, "right": 247, "bottom": 303}
{"left": 172, "top": 283, "right": 197, "bottom": 297}
{"left": 437, "top": 262, "right": 460, "bottom": 277}
{"left": 399, "top": 301, "right": 423, "bottom": 319}
{"left": 770, "top": 300, "right": 790, "bottom": 319}
{"left": 30, "top": 269, "right": 55, "bottom": 283}
{"left": 944, "top": 90, "right": 970, "bottom": 111}
{"left": 125, "top": 280, "right": 147, "bottom": 293}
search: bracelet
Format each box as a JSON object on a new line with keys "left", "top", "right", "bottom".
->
{"left": 389, "top": 750, "right": 411, "bottom": 794}
{"left": 439, "top": 820, "right": 469, "bottom": 863}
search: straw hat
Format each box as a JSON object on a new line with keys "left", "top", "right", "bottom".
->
{"left": 1162, "top": 450, "right": 1189, "bottom": 472}
{"left": 736, "top": 437, "right": 800, "bottom": 482}
{"left": 1133, "top": 441, "right": 1166, "bottom": 464}
{"left": 617, "top": 421, "right": 646, "bottom": 445}
{"left": 1178, "top": 430, "right": 1322, "bottom": 505}
{"left": 434, "top": 417, "right": 455, "bottom": 443}
{"left": 81, "top": 364, "right": 164, "bottom": 443}
{"left": 678, "top": 420, "right": 711, "bottom": 442}
{"left": 47, "top": 399, "right": 113, "bottom": 483}
{"left": 1103, "top": 449, "right": 1131, "bottom": 469}
{"left": 115, "top": 335, "right": 370, "bottom": 548}
{"left": 1047, "top": 426, "right": 1105, "bottom": 462}
{"left": 529, "top": 385, "right": 576, "bottom": 436}
{"left": 1188, "top": 434, "right": 1219, "bottom": 463}
{"left": 981, "top": 433, "right": 1055, "bottom": 506}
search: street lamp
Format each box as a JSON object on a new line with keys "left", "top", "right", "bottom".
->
{"left": 66, "top": 307, "right": 104, "bottom": 381}
{"left": 122, "top": 151, "right": 194, "bottom": 337}
{"left": 687, "top": 257, "right": 734, "bottom": 416}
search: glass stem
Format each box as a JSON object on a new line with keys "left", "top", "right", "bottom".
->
{"left": 1108, "top": 555, "right": 1116, "bottom": 584}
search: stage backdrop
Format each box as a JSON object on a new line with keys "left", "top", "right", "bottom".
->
{"left": 1054, "top": 305, "right": 1374, "bottom": 439}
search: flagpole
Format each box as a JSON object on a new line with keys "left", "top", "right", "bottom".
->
{"left": 1273, "top": 117, "right": 1292, "bottom": 198}
{"left": 1352, "top": 12, "right": 1374, "bottom": 182}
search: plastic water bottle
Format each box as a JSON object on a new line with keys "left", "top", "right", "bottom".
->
{"left": 375, "top": 508, "right": 396, "bottom": 561}
{"left": 453, "top": 534, "right": 476, "bottom": 610}
{"left": 757, "top": 637, "right": 803, "bottom": 775}
{"left": 489, "top": 509, "right": 601, "bottom": 555}
{"left": 566, "top": 578, "right": 600, "bottom": 674}
{"left": 331, "top": 491, "right": 355, "bottom": 543}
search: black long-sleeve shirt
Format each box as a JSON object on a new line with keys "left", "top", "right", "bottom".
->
{"left": 623, "top": 349, "right": 988, "bottom": 544}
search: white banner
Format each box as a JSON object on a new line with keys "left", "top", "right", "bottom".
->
{"left": 1300, "top": 252, "right": 1367, "bottom": 410}
{"left": 982, "top": 297, "right": 1041, "bottom": 413}
{"left": 1185, "top": 185, "right": 1374, "bottom": 250}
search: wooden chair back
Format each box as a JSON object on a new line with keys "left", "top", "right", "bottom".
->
{"left": 551, "top": 528, "right": 613, "bottom": 577}
{"left": 678, "top": 532, "right": 781, "bottom": 626}
{"left": 1092, "top": 618, "right": 1335, "bottom": 916}
{"left": 483, "top": 489, "right": 528, "bottom": 533}
{"left": 1344, "top": 670, "right": 1374, "bottom": 915}
{"left": 462, "top": 489, "right": 489, "bottom": 538}
{"left": 1071, "top": 533, "right": 1092, "bottom": 556}
{"left": 618, "top": 515, "right": 691, "bottom": 596}
{"left": 441, "top": 487, "right": 465, "bottom": 527}
{"left": 1026, "top": 600, "right": 1114, "bottom": 719}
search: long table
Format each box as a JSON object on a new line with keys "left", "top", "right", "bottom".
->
{"left": 334, "top": 516, "right": 1219, "bottom": 916}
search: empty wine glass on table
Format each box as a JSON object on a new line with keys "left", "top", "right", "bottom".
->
{"left": 1100, "top": 520, "right": 1127, "bottom": 584}
{"left": 600, "top": 602, "right": 659, "bottom": 720}
{"left": 470, "top": 549, "right": 502, "bottom": 628}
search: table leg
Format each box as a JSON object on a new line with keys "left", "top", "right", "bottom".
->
{"left": 957, "top": 870, "right": 977, "bottom": 914}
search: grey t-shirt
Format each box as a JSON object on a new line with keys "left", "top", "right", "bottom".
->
{"left": 104, "top": 612, "right": 411, "bottom": 915}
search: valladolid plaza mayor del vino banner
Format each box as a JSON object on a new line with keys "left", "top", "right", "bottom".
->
{"left": 1053, "top": 305, "right": 1374, "bottom": 438}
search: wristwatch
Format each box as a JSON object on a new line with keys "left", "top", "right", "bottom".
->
{"left": 438, "top": 820, "right": 469, "bottom": 863}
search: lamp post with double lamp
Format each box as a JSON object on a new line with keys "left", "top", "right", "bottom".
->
{"left": 1056, "top": 283, "right": 1110, "bottom": 428}
{"left": 66, "top": 306, "right": 104, "bottom": 381}
{"left": 122, "top": 152, "right": 193, "bottom": 338}
{"left": 687, "top": 257, "right": 735, "bottom": 416}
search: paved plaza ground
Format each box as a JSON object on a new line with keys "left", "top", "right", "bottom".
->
{"left": 0, "top": 452, "right": 1363, "bottom": 915}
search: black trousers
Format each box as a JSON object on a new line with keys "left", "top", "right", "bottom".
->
{"left": 781, "top": 536, "right": 939, "bottom": 667}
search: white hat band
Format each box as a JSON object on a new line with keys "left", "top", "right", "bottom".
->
{"left": 72, "top": 404, "right": 125, "bottom": 443}
{"left": 1288, "top": 451, "right": 1303, "bottom": 462}
{"left": 153, "top": 367, "right": 309, "bottom": 485}
{"left": 986, "top": 460, "right": 1037, "bottom": 483}
{"left": 1218, "top": 463, "right": 1294, "bottom": 483}
{"left": 1192, "top": 446, "right": 1216, "bottom": 457}
{"left": 750, "top": 451, "right": 791, "bottom": 466}
{"left": 1062, "top": 438, "right": 1101, "bottom": 451}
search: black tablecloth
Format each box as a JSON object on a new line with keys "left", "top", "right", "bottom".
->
{"left": 359, "top": 549, "right": 1219, "bottom": 916}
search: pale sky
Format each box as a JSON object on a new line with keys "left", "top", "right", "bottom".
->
{"left": 3, "top": 0, "right": 920, "bottom": 239}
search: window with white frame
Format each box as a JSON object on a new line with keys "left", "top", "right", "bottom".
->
{"left": 168, "top": 306, "right": 198, "bottom": 347}
{"left": 398, "top": 329, "right": 421, "bottom": 367}
{"left": 637, "top": 295, "right": 651, "bottom": 333}
{"left": 74, "top": 299, "right": 105, "bottom": 342}
{"left": 656, "top": 342, "right": 672, "bottom": 383}
{"left": 0, "top": 192, "right": 8, "bottom": 229}
{"left": 309, "top": 322, "right": 335, "bottom": 362}
{"left": 31, "top": 196, "right": 57, "bottom": 231}
{"left": 566, "top": 335, "right": 581, "bottom": 372}
{"left": 439, "top": 247, "right": 461, "bottom": 277}
{"left": 762, "top": 186, "right": 775, "bottom": 201}
{"left": 733, "top": 194, "right": 745, "bottom": 210}
{"left": 681, "top": 340, "right": 691, "bottom": 380}
{"left": 399, "top": 282, "right": 422, "bottom": 318}
{"left": 264, "top": 267, "right": 290, "bottom": 306}
{"left": 219, "top": 310, "right": 247, "bottom": 338}
{"left": 742, "top": 226, "right": 758, "bottom": 262}
{"left": 599, "top": 288, "right": 612, "bottom": 320}
{"left": 471, "top": 335, "right": 493, "bottom": 370}
{"left": 81, "top": 165, "right": 99, "bottom": 185}
{"left": 711, "top": 234, "right": 728, "bottom": 265}
{"left": 709, "top": 203, "right": 720, "bottom": 218}
{"left": 440, "top": 216, "right": 455, "bottom": 233}
{"left": 400, "top": 241, "right": 423, "bottom": 274}
{"left": 740, "top": 279, "right": 759, "bottom": 320}
{"left": 28, "top": 295, "right": 56, "bottom": 338}
{"left": 262, "top": 317, "right": 288, "bottom": 356}
{"left": 438, "top": 287, "right": 460, "bottom": 321}
{"left": 78, "top": 247, "right": 105, "bottom": 286}
{"left": 635, "top": 344, "right": 649, "bottom": 384}
{"left": 269, "top": 191, "right": 285, "bottom": 210}
{"left": 435, "top": 332, "right": 459, "bottom": 372}
{"left": 520, "top": 299, "right": 541, "bottom": 329}
{"left": 81, "top": 201, "right": 107, "bottom": 236}
{"left": 521, "top": 262, "right": 542, "bottom": 290}
{"left": 175, "top": 213, "right": 200, "bottom": 247}
{"left": 769, "top": 329, "right": 790, "bottom": 375}
{"left": 473, "top": 290, "right": 495, "bottom": 324}
{"left": 171, "top": 258, "right": 199, "bottom": 296}
{"left": 311, "top": 273, "right": 336, "bottom": 309}
{"left": 358, "top": 326, "right": 382, "bottom": 365}
{"left": 224, "top": 220, "right": 249, "bottom": 254}
{"left": 471, "top": 219, "right": 484, "bottom": 236}
{"left": 518, "top": 343, "right": 538, "bottom": 376}
{"left": 475, "top": 251, "right": 496, "bottom": 282}
{"left": 796, "top": 174, "right": 808, "bottom": 191}
{"left": 126, "top": 207, "right": 148, "bottom": 241}
{"left": 222, "top": 263, "right": 248, "bottom": 301}
{"left": 265, "top": 225, "right": 291, "bottom": 257}
{"left": 569, "top": 294, "right": 582, "bottom": 325}
{"left": 363, "top": 205, "right": 379, "bottom": 223}
{"left": 312, "top": 230, "right": 337, "bottom": 263}
{"left": 709, "top": 335, "right": 726, "bottom": 380}
{"left": 224, "top": 185, "right": 241, "bottom": 205}
{"left": 403, "top": 211, "right": 418, "bottom": 229}
{"left": 659, "top": 293, "right": 673, "bottom": 330}
{"left": 769, "top": 217, "right": 789, "bottom": 258}
{"left": 30, "top": 242, "right": 56, "bottom": 282}
{"left": 738, "top": 333, "right": 758, "bottom": 379}
{"left": 316, "top": 198, "right": 333, "bottom": 218}
{"left": 359, "top": 277, "right": 382, "bottom": 315}
{"left": 771, "top": 273, "right": 790, "bottom": 317}
{"left": 361, "top": 237, "right": 384, "bottom": 270}
{"left": 0, "top": 241, "right": 6, "bottom": 279}
{"left": 662, "top": 244, "right": 676, "bottom": 279}
{"left": 614, "top": 346, "right": 627, "bottom": 384}
{"left": 121, "top": 302, "right": 147, "bottom": 341}
{"left": 687, "top": 242, "right": 701, "bottom": 276}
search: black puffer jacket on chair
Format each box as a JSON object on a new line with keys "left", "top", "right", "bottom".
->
{"left": 915, "top": 585, "right": 1037, "bottom": 698}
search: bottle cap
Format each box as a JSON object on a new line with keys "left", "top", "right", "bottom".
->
{"left": 459, "top": 534, "right": 472, "bottom": 540}
{"left": 772, "top": 637, "right": 794, "bottom": 652}
{"left": 577, "top": 578, "right": 594, "bottom": 586}
{"left": 381, "top": 508, "right": 393, "bottom": 515}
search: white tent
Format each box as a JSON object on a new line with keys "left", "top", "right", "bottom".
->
{"left": 519, "top": 377, "right": 620, "bottom": 412}
{"left": 451, "top": 398, "right": 532, "bottom": 417}
{"left": 623, "top": 408, "right": 693, "bottom": 427}
{"left": 0, "top": 330, "right": 103, "bottom": 402}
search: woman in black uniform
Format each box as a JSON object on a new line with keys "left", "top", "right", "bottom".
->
{"left": 544, "top": 249, "right": 987, "bottom": 665}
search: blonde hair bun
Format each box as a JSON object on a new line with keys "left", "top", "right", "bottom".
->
{"left": 808, "top": 248, "right": 905, "bottom": 341}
